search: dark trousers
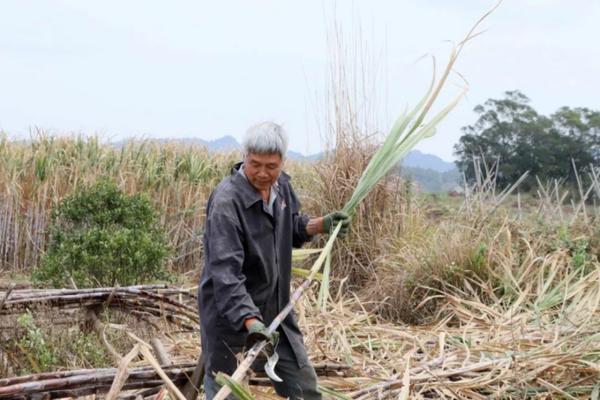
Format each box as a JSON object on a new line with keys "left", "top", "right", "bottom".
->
{"left": 203, "top": 335, "right": 321, "bottom": 400}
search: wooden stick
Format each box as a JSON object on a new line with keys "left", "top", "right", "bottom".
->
{"left": 150, "top": 338, "right": 172, "bottom": 367}
{"left": 138, "top": 345, "right": 187, "bottom": 400}
{"left": 105, "top": 344, "right": 140, "bottom": 400}
{"left": 182, "top": 353, "right": 205, "bottom": 400}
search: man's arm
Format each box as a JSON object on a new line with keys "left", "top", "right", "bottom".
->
{"left": 289, "top": 186, "right": 350, "bottom": 244}
{"left": 306, "top": 212, "right": 350, "bottom": 236}
{"left": 305, "top": 217, "right": 325, "bottom": 236}
{"left": 289, "top": 185, "right": 315, "bottom": 247}
{"left": 205, "top": 210, "right": 261, "bottom": 331}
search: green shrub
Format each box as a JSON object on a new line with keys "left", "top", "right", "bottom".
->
{"left": 70, "top": 331, "right": 110, "bottom": 368}
{"left": 15, "top": 311, "right": 57, "bottom": 373}
{"left": 10, "top": 311, "right": 111, "bottom": 373}
{"left": 33, "top": 180, "right": 171, "bottom": 287}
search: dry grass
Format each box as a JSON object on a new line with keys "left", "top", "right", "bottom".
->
{"left": 267, "top": 234, "right": 598, "bottom": 398}
{"left": 306, "top": 134, "right": 600, "bottom": 327}
{"left": 1, "top": 131, "right": 599, "bottom": 398}
{"left": 147, "top": 234, "right": 598, "bottom": 399}
{"left": 0, "top": 134, "right": 312, "bottom": 277}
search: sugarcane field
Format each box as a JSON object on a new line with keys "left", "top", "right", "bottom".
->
{"left": 1, "top": 1, "right": 600, "bottom": 399}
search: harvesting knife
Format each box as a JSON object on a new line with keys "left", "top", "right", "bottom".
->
{"left": 264, "top": 350, "right": 283, "bottom": 382}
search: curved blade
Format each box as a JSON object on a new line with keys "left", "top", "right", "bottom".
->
{"left": 265, "top": 351, "right": 283, "bottom": 382}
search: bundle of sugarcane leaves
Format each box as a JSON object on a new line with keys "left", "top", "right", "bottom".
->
{"left": 0, "top": 284, "right": 199, "bottom": 331}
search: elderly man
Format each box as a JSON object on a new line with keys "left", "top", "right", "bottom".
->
{"left": 199, "top": 122, "right": 349, "bottom": 399}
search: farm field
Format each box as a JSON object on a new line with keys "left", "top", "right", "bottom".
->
{"left": 1, "top": 136, "right": 599, "bottom": 399}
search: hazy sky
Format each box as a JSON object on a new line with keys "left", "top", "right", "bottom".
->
{"left": 1, "top": 1, "right": 599, "bottom": 160}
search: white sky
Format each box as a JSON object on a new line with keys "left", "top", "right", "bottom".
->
{"left": 1, "top": 1, "right": 599, "bottom": 161}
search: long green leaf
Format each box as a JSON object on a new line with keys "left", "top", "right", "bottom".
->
{"left": 292, "top": 248, "right": 323, "bottom": 262}
{"left": 292, "top": 267, "right": 323, "bottom": 280}
{"left": 318, "top": 250, "right": 332, "bottom": 310}
{"left": 342, "top": 97, "right": 427, "bottom": 213}
{"left": 318, "top": 385, "right": 353, "bottom": 399}
{"left": 215, "top": 372, "right": 256, "bottom": 400}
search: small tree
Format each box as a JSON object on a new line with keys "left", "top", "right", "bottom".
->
{"left": 33, "top": 180, "right": 171, "bottom": 288}
{"left": 454, "top": 90, "right": 596, "bottom": 189}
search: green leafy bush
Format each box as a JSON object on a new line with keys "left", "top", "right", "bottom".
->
{"left": 10, "top": 311, "right": 110, "bottom": 373}
{"left": 33, "top": 180, "right": 171, "bottom": 287}
{"left": 70, "top": 331, "right": 110, "bottom": 368}
{"left": 16, "top": 311, "right": 57, "bottom": 373}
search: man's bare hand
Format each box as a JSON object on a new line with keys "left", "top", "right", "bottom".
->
{"left": 244, "top": 317, "right": 260, "bottom": 330}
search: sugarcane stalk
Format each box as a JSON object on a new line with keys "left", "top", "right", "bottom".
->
{"left": 0, "top": 364, "right": 197, "bottom": 386}
{"left": 22, "top": 380, "right": 167, "bottom": 399}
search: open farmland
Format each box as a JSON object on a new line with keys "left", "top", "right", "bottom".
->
{"left": 0, "top": 136, "right": 599, "bottom": 399}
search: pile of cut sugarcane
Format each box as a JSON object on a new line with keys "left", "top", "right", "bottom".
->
{"left": 0, "top": 285, "right": 198, "bottom": 331}
{"left": 0, "top": 361, "right": 352, "bottom": 399}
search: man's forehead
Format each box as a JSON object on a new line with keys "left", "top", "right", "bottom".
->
{"left": 245, "top": 153, "right": 283, "bottom": 164}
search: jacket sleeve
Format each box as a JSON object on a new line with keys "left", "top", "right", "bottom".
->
{"left": 204, "top": 210, "right": 261, "bottom": 331}
{"left": 289, "top": 185, "right": 313, "bottom": 248}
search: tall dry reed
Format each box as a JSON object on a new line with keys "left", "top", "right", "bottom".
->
{"left": 0, "top": 133, "right": 237, "bottom": 273}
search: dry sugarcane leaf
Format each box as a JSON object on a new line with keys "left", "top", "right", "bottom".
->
{"left": 105, "top": 344, "right": 140, "bottom": 400}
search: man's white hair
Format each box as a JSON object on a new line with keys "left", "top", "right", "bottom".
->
{"left": 242, "top": 121, "right": 288, "bottom": 158}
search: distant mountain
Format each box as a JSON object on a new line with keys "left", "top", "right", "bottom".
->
{"left": 287, "top": 150, "right": 324, "bottom": 161}
{"left": 195, "top": 138, "right": 322, "bottom": 161}
{"left": 401, "top": 150, "right": 456, "bottom": 173}
{"left": 113, "top": 136, "right": 458, "bottom": 182}
{"left": 287, "top": 150, "right": 308, "bottom": 160}
{"left": 112, "top": 135, "right": 239, "bottom": 152}
{"left": 115, "top": 136, "right": 322, "bottom": 160}
{"left": 400, "top": 166, "right": 462, "bottom": 193}
{"left": 398, "top": 151, "right": 460, "bottom": 192}
{"left": 174, "top": 136, "right": 456, "bottom": 171}
{"left": 202, "top": 135, "right": 239, "bottom": 152}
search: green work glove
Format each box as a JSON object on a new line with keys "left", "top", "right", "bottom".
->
{"left": 245, "top": 320, "right": 279, "bottom": 351}
{"left": 322, "top": 211, "right": 350, "bottom": 237}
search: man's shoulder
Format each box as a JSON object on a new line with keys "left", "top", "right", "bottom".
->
{"left": 279, "top": 170, "right": 292, "bottom": 182}
{"left": 210, "top": 175, "right": 242, "bottom": 205}
{"left": 277, "top": 171, "right": 296, "bottom": 194}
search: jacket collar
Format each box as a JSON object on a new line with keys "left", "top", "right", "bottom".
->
{"left": 231, "top": 161, "right": 290, "bottom": 209}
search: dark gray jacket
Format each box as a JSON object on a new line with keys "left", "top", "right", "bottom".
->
{"left": 198, "top": 162, "right": 312, "bottom": 375}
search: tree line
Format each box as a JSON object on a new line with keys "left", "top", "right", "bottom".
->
{"left": 454, "top": 90, "right": 600, "bottom": 189}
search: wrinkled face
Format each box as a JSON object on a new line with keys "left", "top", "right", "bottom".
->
{"left": 243, "top": 152, "right": 283, "bottom": 192}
